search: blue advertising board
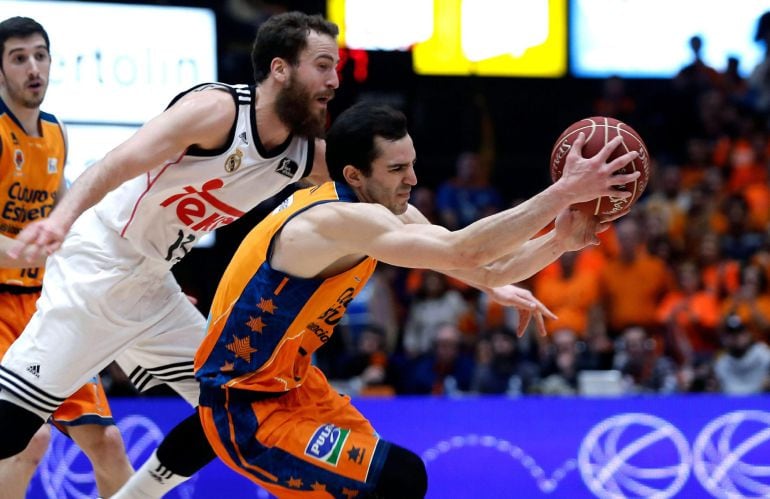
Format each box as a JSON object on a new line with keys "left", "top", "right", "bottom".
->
{"left": 29, "top": 395, "right": 770, "bottom": 498}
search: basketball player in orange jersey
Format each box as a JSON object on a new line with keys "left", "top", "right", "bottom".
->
{"left": 194, "top": 102, "right": 640, "bottom": 498}
{"left": 0, "top": 16, "right": 134, "bottom": 498}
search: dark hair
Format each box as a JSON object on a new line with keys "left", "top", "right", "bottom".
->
{"left": 0, "top": 17, "right": 49, "bottom": 68}
{"left": 251, "top": 11, "right": 338, "bottom": 83}
{"left": 325, "top": 101, "right": 408, "bottom": 183}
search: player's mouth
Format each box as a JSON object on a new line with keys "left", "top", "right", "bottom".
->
{"left": 26, "top": 80, "right": 44, "bottom": 91}
{"left": 316, "top": 92, "right": 334, "bottom": 107}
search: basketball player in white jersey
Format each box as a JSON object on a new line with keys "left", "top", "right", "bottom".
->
{"left": 0, "top": 11, "right": 341, "bottom": 497}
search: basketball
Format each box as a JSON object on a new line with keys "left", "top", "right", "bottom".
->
{"left": 549, "top": 116, "right": 651, "bottom": 218}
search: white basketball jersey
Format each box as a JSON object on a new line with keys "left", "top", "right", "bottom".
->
{"left": 94, "top": 83, "right": 314, "bottom": 264}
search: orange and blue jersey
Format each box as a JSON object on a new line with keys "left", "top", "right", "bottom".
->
{"left": 195, "top": 181, "right": 377, "bottom": 394}
{"left": 0, "top": 97, "right": 64, "bottom": 287}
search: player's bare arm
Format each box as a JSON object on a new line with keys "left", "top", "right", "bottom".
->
{"left": 8, "top": 89, "right": 236, "bottom": 260}
{"left": 0, "top": 233, "right": 46, "bottom": 267}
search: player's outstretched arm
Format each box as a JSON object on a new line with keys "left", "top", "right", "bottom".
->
{"left": 7, "top": 89, "right": 236, "bottom": 262}
{"left": 0, "top": 233, "right": 46, "bottom": 267}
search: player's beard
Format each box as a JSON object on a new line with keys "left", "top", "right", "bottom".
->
{"left": 275, "top": 73, "right": 328, "bottom": 139}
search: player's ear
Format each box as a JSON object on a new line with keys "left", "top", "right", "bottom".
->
{"left": 343, "top": 164, "right": 363, "bottom": 186}
{"left": 271, "top": 57, "right": 288, "bottom": 83}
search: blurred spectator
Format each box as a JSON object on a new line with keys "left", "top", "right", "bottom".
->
{"left": 341, "top": 266, "right": 401, "bottom": 354}
{"left": 533, "top": 250, "right": 600, "bottom": 336}
{"left": 409, "top": 186, "right": 439, "bottom": 224}
{"left": 748, "top": 11, "right": 770, "bottom": 115}
{"left": 396, "top": 323, "right": 475, "bottom": 395}
{"left": 713, "top": 314, "right": 770, "bottom": 394}
{"left": 435, "top": 151, "right": 504, "bottom": 230}
{"left": 471, "top": 326, "right": 539, "bottom": 395}
{"left": 656, "top": 260, "right": 721, "bottom": 364}
{"left": 675, "top": 35, "right": 721, "bottom": 96}
{"left": 593, "top": 75, "right": 637, "bottom": 124}
{"left": 721, "top": 263, "right": 770, "bottom": 342}
{"left": 333, "top": 324, "right": 395, "bottom": 397}
{"left": 596, "top": 216, "right": 673, "bottom": 338}
{"left": 695, "top": 231, "right": 740, "bottom": 300}
{"left": 402, "top": 270, "right": 471, "bottom": 357}
{"left": 613, "top": 326, "right": 678, "bottom": 394}
{"left": 536, "top": 328, "right": 590, "bottom": 395}
{"left": 719, "top": 193, "right": 764, "bottom": 262}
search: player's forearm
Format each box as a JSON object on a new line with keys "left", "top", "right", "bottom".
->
{"left": 445, "top": 230, "right": 567, "bottom": 288}
{"left": 49, "top": 155, "right": 127, "bottom": 229}
{"left": 449, "top": 183, "right": 575, "bottom": 267}
{"left": 0, "top": 234, "right": 46, "bottom": 267}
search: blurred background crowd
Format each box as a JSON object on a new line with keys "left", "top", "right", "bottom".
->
{"left": 100, "top": 0, "right": 770, "bottom": 399}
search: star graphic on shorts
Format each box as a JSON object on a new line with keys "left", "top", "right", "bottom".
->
{"left": 257, "top": 297, "right": 277, "bottom": 314}
{"left": 347, "top": 446, "right": 365, "bottom": 464}
{"left": 245, "top": 315, "right": 266, "bottom": 333}
{"left": 220, "top": 360, "right": 235, "bottom": 372}
{"left": 286, "top": 476, "right": 303, "bottom": 488}
{"left": 225, "top": 335, "right": 257, "bottom": 363}
{"left": 342, "top": 488, "right": 360, "bottom": 498}
{"left": 310, "top": 482, "right": 327, "bottom": 492}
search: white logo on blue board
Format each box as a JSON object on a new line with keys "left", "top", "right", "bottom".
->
{"left": 578, "top": 413, "right": 692, "bottom": 499}
{"left": 693, "top": 410, "right": 770, "bottom": 499}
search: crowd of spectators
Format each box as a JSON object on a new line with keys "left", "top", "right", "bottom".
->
{"left": 104, "top": 7, "right": 770, "bottom": 400}
{"left": 315, "top": 19, "right": 770, "bottom": 399}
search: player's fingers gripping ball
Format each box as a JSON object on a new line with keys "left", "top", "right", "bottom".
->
{"left": 550, "top": 116, "right": 651, "bottom": 219}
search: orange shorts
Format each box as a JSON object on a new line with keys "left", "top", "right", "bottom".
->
{"left": 200, "top": 366, "right": 389, "bottom": 498}
{"left": 0, "top": 290, "right": 114, "bottom": 426}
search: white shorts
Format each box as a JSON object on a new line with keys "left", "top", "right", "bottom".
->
{"left": 0, "top": 209, "right": 205, "bottom": 419}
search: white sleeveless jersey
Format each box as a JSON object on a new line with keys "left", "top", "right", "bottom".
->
{"left": 94, "top": 83, "right": 314, "bottom": 264}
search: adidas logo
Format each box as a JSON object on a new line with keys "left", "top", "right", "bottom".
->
{"left": 26, "top": 364, "right": 40, "bottom": 378}
{"left": 238, "top": 131, "right": 248, "bottom": 144}
{"left": 149, "top": 464, "right": 174, "bottom": 484}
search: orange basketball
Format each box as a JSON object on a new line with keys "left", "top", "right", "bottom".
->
{"left": 550, "top": 116, "right": 651, "bottom": 218}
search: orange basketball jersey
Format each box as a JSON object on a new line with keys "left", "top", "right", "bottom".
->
{"left": 195, "top": 182, "right": 377, "bottom": 394}
{"left": 0, "top": 97, "right": 65, "bottom": 287}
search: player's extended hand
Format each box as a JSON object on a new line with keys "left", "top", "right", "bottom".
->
{"left": 560, "top": 133, "right": 640, "bottom": 204}
{"left": 554, "top": 208, "right": 610, "bottom": 251}
{"left": 7, "top": 219, "right": 67, "bottom": 262}
{"left": 486, "top": 284, "right": 557, "bottom": 337}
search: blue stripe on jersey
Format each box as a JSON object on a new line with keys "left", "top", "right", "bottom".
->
{"left": 197, "top": 261, "right": 324, "bottom": 390}
{"left": 39, "top": 110, "right": 58, "bottom": 123}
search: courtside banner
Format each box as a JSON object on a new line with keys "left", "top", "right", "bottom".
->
{"left": 29, "top": 395, "right": 770, "bottom": 498}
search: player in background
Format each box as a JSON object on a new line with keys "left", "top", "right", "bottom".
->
{"left": 0, "top": 11, "right": 337, "bottom": 498}
{"left": 194, "top": 101, "right": 640, "bottom": 497}
{"left": 0, "top": 16, "right": 134, "bottom": 498}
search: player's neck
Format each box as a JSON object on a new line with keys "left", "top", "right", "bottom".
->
{"left": 0, "top": 92, "right": 41, "bottom": 136}
{"left": 254, "top": 84, "right": 291, "bottom": 150}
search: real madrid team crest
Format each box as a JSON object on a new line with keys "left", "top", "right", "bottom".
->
{"left": 224, "top": 149, "right": 243, "bottom": 173}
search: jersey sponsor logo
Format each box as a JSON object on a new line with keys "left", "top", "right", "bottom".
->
{"left": 275, "top": 157, "right": 299, "bottom": 178}
{"left": 2, "top": 182, "right": 56, "bottom": 223}
{"left": 160, "top": 179, "right": 246, "bottom": 232}
{"left": 224, "top": 149, "right": 243, "bottom": 173}
{"left": 305, "top": 424, "right": 350, "bottom": 466}
{"left": 47, "top": 158, "right": 58, "bottom": 174}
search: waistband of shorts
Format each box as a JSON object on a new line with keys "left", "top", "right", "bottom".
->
{"left": 199, "top": 386, "right": 287, "bottom": 407}
{"left": 0, "top": 284, "right": 42, "bottom": 295}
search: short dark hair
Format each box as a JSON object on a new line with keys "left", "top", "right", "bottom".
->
{"left": 325, "top": 101, "right": 408, "bottom": 183}
{"left": 251, "top": 11, "right": 338, "bottom": 84}
{"left": 0, "top": 17, "right": 49, "bottom": 68}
